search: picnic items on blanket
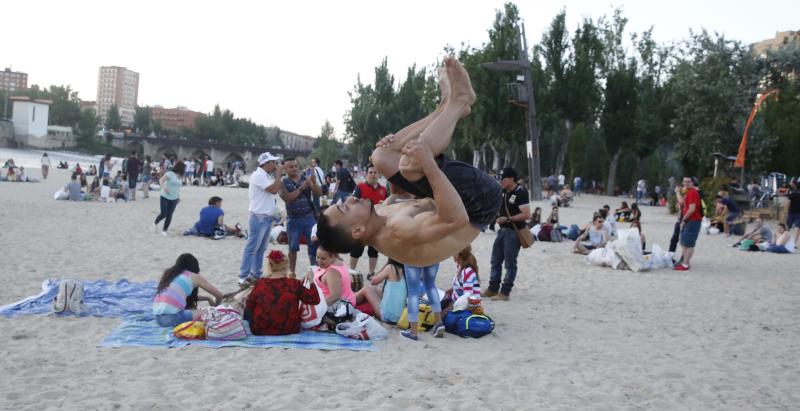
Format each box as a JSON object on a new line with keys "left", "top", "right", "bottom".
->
{"left": 444, "top": 310, "right": 495, "bottom": 338}
{"left": 335, "top": 313, "right": 388, "bottom": 341}
{"left": 396, "top": 304, "right": 437, "bottom": 331}
{"left": 52, "top": 279, "right": 86, "bottom": 314}
{"left": 323, "top": 299, "right": 360, "bottom": 327}
{"left": 300, "top": 279, "right": 327, "bottom": 329}
{"left": 173, "top": 320, "right": 206, "bottom": 339}
{"left": 586, "top": 248, "right": 622, "bottom": 269}
{"left": 201, "top": 307, "right": 247, "bottom": 341}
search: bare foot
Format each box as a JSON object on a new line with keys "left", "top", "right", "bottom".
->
{"left": 445, "top": 57, "right": 476, "bottom": 117}
{"left": 438, "top": 63, "right": 451, "bottom": 103}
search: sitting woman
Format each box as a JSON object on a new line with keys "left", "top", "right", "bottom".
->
{"left": 441, "top": 246, "right": 482, "bottom": 315}
{"left": 614, "top": 201, "right": 631, "bottom": 222}
{"left": 528, "top": 206, "right": 542, "bottom": 228}
{"left": 573, "top": 214, "right": 609, "bottom": 255}
{"left": 539, "top": 206, "right": 563, "bottom": 242}
{"left": 630, "top": 203, "right": 642, "bottom": 223}
{"left": 245, "top": 250, "right": 321, "bottom": 335}
{"left": 311, "top": 246, "right": 381, "bottom": 320}
{"left": 368, "top": 258, "right": 407, "bottom": 324}
{"left": 766, "top": 224, "right": 795, "bottom": 254}
{"left": 152, "top": 253, "right": 224, "bottom": 327}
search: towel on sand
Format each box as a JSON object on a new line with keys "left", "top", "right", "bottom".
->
{"left": 100, "top": 317, "right": 376, "bottom": 351}
{"left": 0, "top": 279, "right": 156, "bottom": 319}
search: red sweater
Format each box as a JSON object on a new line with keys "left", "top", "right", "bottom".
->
{"left": 245, "top": 277, "right": 320, "bottom": 335}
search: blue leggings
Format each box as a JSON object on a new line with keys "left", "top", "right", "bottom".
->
{"left": 404, "top": 264, "right": 441, "bottom": 324}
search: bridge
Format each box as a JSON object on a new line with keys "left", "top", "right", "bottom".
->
{"left": 110, "top": 135, "right": 312, "bottom": 170}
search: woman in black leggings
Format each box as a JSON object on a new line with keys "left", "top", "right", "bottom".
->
{"left": 154, "top": 161, "right": 185, "bottom": 236}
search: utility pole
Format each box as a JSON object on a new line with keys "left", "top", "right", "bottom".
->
{"left": 481, "top": 23, "right": 543, "bottom": 200}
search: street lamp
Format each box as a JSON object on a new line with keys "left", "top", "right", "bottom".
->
{"left": 481, "top": 23, "right": 543, "bottom": 201}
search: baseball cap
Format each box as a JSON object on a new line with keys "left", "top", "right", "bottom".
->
{"left": 258, "top": 152, "right": 280, "bottom": 165}
{"left": 499, "top": 167, "right": 517, "bottom": 180}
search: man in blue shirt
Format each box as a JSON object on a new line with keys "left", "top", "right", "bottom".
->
{"left": 183, "top": 196, "right": 243, "bottom": 238}
{"left": 716, "top": 194, "right": 741, "bottom": 236}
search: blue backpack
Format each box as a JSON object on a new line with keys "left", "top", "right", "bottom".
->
{"left": 444, "top": 310, "right": 495, "bottom": 338}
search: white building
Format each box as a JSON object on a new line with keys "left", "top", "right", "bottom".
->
{"left": 96, "top": 66, "right": 139, "bottom": 127}
{"left": 11, "top": 96, "right": 50, "bottom": 138}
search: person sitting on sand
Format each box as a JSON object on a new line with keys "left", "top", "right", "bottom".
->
{"left": 316, "top": 56, "right": 501, "bottom": 267}
{"left": 615, "top": 201, "right": 631, "bottom": 222}
{"left": 630, "top": 203, "right": 642, "bottom": 223}
{"left": 183, "top": 196, "right": 244, "bottom": 238}
{"left": 367, "top": 258, "right": 407, "bottom": 324}
{"left": 99, "top": 178, "right": 112, "bottom": 202}
{"left": 558, "top": 184, "right": 574, "bottom": 207}
{"left": 244, "top": 250, "right": 321, "bottom": 335}
{"left": 528, "top": 206, "right": 542, "bottom": 228}
{"left": 441, "top": 245, "right": 482, "bottom": 315}
{"left": 152, "top": 253, "right": 224, "bottom": 327}
{"left": 64, "top": 173, "right": 84, "bottom": 201}
{"left": 309, "top": 247, "right": 382, "bottom": 320}
{"left": 766, "top": 224, "right": 794, "bottom": 254}
{"left": 733, "top": 217, "right": 773, "bottom": 248}
{"left": 574, "top": 214, "right": 609, "bottom": 255}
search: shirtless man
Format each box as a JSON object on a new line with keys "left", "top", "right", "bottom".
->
{"left": 316, "top": 57, "right": 501, "bottom": 266}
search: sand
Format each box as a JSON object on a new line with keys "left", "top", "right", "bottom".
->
{"left": 1, "top": 163, "right": 799, "bottom": 410}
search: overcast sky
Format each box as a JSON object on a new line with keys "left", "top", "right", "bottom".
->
{"left": 4, "top": 0, "right": 797, "bottom": 138}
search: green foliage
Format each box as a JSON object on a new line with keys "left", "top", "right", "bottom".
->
{"left": 77, "top": 109, "right": 99, "bottom": 144}
{"left": 134, "top": 106, "right": 153, "bottom": 135}
{"left": 310, "top": 120, "right": 341, "bottom": 169}
{"left": 700, "top": 177, "right": 730, "bottom": 216}
{"left": 105, "top": 105, "right": 122, "bottom": 130}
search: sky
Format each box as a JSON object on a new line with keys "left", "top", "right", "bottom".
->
{"left": 4, "top": 0, "right": 797, "bottom": 138}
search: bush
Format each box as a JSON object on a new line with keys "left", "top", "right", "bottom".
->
{"left": 668, "top": 193, "right": 678, "bottom": 214}
{"left": 699, "top": 177, "right": 730, "bottom": 216}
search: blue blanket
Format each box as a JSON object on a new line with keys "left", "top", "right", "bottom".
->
{"left": 100, "top": 317, "right": 376, "bottom": 351}
{"left": 0, "top": 279, "right": 157, "bottom": 319}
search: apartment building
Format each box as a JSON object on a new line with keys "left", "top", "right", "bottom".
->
{"left": 96, "top": 66, "right": 139, "bottom": 127}
{"left": 1, "top": 68, "right": 27, "bottom": 92}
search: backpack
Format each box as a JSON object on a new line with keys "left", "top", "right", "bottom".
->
{"left": 397, "top": 304, "right": 437, "bottom": 331}
{"left": 443, "top": 310, "right": 495, "bottom": 338}
{"left": 53, "top": 279, "right": 86, "bottom": 314}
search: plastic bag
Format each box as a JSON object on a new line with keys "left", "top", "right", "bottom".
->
{"left": 300, "top": 280, "right": 326, "bottom": 329}
{"left": 610, "top": 229, "right": 646, "bottom": 272}
{"left": 335, "top": 313, "right": 388, "bottom": 340}
{"left": 586, "top": 248, "right": 621, "bottom": 269}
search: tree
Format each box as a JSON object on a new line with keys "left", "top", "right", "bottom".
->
{"left": 105, "top": 105, "right": 122, "bottom": 130}
{"left": 77, "top": 109, "right": 99, "bottom": 144}
{"left": 310, "top": 120, "right": 340, "bottom": 169}
{"left": 134, "top": 106, "right": 153, "bottom": 135}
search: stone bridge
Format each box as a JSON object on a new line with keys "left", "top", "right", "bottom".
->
{"left": 110, "top": 135, "right": 311, "bottom": 171}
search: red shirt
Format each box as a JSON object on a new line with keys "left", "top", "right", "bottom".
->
{"left": 245, "top": 277, "right": 320, "bottom": 335}
{"left": 682, "top": 188, "right": 703, "bottom": 222}
{"left": 354, "top": 182, "right": 387, "bottom": 205}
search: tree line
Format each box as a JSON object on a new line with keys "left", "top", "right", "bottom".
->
{"left": 343, "top": 3, "right": 800, "bottom": 194}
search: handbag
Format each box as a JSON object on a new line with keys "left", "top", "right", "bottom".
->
{"left": 201, "top": 307, "right": 247, "bottom": 341}
{"left": 503, "top": 196, "right": 534, "bottom": 248}
{"left": 300, "top": 279, "right": 327, "bottom": 329}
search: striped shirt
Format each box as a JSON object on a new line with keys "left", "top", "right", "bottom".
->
{"left": 153, "top": 271, "right": 195, "bottom": 315}
{"left": 452, "top": 266, "right": 481, "bottom": 304}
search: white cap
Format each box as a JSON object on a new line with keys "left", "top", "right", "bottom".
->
{"left": 258, "top": 152, "right": 280, "bottom": 165}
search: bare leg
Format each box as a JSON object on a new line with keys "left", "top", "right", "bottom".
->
{"left": 398, "top": 57, "right": 476, "bottom": 181}
{"left": 289, "top": 251, "right": 297, "bottom": 275}
{"left": 356, "top": 286, "right": 382, "bottom": 318}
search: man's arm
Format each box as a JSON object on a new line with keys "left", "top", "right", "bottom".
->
{"left": 308, "top": 172, "right": 322, "bottom": 196}
{"left": 390, "top": 141, "right": 468, "bottom": 242}
{"left": 279, "top": 179, "right": 306, "bottom": 203}
{"left": 264, "top": 166, "right": 283, "bottom": 194}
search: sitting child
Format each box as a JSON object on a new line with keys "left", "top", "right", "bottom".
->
{"left": 100, "top": 178, "right": 112, "bottom": 202}
{"left": 152, "top": 253, "right": 225, "bottom": 327}
{"left": 441, "top": 246, "right": 483, "bottom": 315}
{"left": 245, "top": 250, "right": 321, "bottom": 335}
{"left": 368, "top": 258, "right": 407, "bottom": 324}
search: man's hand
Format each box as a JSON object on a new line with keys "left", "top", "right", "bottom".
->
{"left": 496, "top": 216, "right": 508, "bottom": 225}
{"left": 274, "top": 163, "right": 284, "bottom": 175}
{"left": 308, "top": 168, "right": 316, "bottom": 183}
{"left": 300, "top": 180, "right": 310, "bottom": 191}
{"left": 401, "top": 140, "right": 436, "bottom": 170}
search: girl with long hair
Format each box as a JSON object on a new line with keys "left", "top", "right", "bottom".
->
{"left": 152, "top": 253, "right": 224, "bottom": 327}
{"left": 443, "top": 245, "right": 482, "bottom": 314}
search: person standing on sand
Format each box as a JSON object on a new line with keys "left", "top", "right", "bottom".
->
{"left": 239, "top": 152, "right": 284, "bottom": 285}
{"left": 674, "top": 176, "right": 703, "bottom": 271}
{"left": 154, "top": 161, "right": 185, "bottom": 236}
{"left": 41, "top": 153, "right": 51, "bottom": 179}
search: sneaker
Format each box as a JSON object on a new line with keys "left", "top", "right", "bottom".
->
{"left": 238, "top": 275, "right": 256, "bottom": 288}
{"left": 481, "top": 290, "right": 498, "bottom": 298}
{"left": 673, "top": 264, "right": 690, "bottom": 271}
{"left": 160, "top": 230, "right": 169, "bottom": 237}
{"left": 400, "top": 329, "right": 418, "bottom": 341}
{"left": 153, "top": 223, "right": 159, "bottom": 233}
{"left": 431, "top": 323, "right": 445, "bottom": 338}
{"left": 491, "top": 293, "right": 510, "bottom": 301}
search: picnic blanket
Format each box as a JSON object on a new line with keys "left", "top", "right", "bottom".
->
{"left": 0, "top": 279, "right": 156, "bottom": 319}
{"left": 100, "top": 317, "right": 376, "bottom": 351}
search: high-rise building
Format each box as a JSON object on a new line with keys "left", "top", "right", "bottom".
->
{"left": 1, "top": 68, "right": 27, "bottom": 92}
{"left": 96, "top": 66, "right": 139, "bottom": 127}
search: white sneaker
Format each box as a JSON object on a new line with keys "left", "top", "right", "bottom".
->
{"left": 160, "top": 230, "right": 168, "bottom": 237}
{"left": 153, "top": 223, "right": 159, "bottom": 233}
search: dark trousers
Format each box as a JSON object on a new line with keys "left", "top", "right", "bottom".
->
{"left": 669, "top": 221, "right": 681, "bottom": 253}
{"left": 489, "top": 228, "right": 521, "bottom": 295}
{"left": 155, "top": 196, "right": 179, "bottom": 231}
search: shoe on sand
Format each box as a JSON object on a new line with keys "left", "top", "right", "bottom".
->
{"left": 491, "top": 293, "right": 510, "bottom": 301}
{"left": 160, "top": 230, "right": 169, "bottom": 237}
{"left": 431, "top": 323, "right": 445, "bottom": 338}
{"left": 481, "top": 290, "right": 498, "bottom": 298}
{"left": 673, "top": 264, "right": 690, "bottom": 271}
{"left": 400, "top": 329, "right": 418, "bottom": 341}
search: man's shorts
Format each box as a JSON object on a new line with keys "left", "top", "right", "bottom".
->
{"left": 128, "top": 176, "right": 138, "bottom": 189}
{"left": 725, "top": 212, "right": 740, "bottom": 223}
{"left": 388, "top": 156, "right": 501, "bottom": 228}
{"left": 787, "top": 213, "right": 800, "bottom": 229}
{"left": 680, "top": 220, "right": 702, "bottom": 248}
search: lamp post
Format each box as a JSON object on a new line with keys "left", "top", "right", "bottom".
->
{"left": 481, "top": 23, "right": 542, "bottom": 200}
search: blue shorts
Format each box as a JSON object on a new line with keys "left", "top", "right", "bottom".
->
{"left": 680, "top": 220, "right": 702, "bottom": 248}
{"left": 787, "top": 213, "right": 800, "bottom": 230}
{"left": 287, "top": 216, "right": 316, "bottom": 252}
{"left": 155, "top": 310, "right": 194, "bottom": 327}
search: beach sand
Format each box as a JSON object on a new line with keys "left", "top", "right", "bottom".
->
{"left": 1, "top": 166, "right": 798, "bottom": 410}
